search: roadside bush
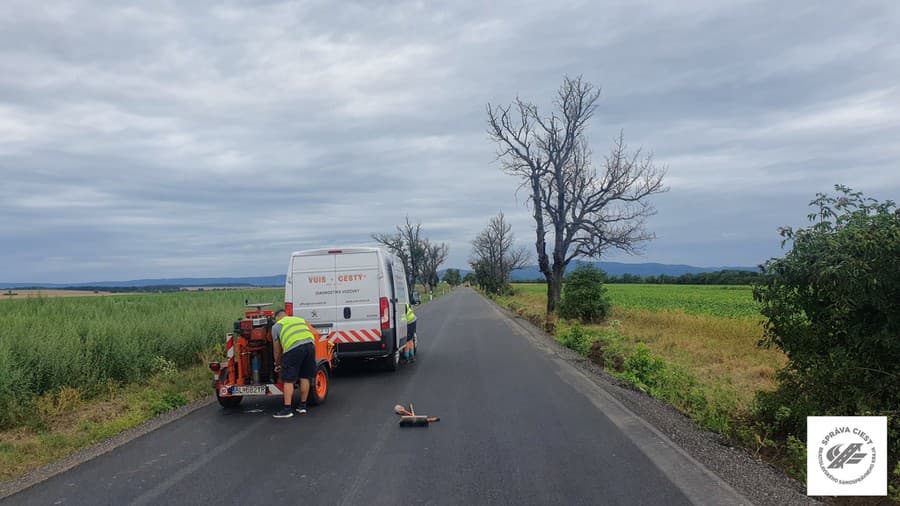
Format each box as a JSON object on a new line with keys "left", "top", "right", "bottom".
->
{"left": 559, "top": 264, "right": 610, "bottom": 323}
{"left": 621, "top": 344, "right": 665, "bottom": 391}
{"left": 588, "top": 324, "right": 628, "bottom": 372}
{"left": 753, "top": 185, "right": 900, "bottom": 491}
{"left": 556, "top": 324, "right": 595, "bottom": 356}
{"left": 148, "top": 391, "right": 188, "bottom": 416}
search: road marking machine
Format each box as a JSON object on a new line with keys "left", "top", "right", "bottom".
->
{"left": 209, "top": 303, "right": 335, "bottom": 408}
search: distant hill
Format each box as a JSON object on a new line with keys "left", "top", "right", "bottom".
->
{"left": 509, "top": 261, "right": 757, "bottom": 281}
{"left": 1, "top": 262, "right": 758, "bottom": 289}
{"left": 0, "top": 275, "right": 286, "bottom": 290}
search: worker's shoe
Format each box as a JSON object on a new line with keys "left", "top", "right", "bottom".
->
{"left": 295, "top": 403, "right": 308, "bottom": 415}
{"left": 273, "top": 406, "right": 294, "bottom": 418}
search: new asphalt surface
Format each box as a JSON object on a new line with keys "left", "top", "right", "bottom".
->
{"left": 3, "top": 288, "right": 751, "bottom": 505}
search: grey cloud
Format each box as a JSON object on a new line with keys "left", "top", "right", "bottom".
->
{"left": 1, "top": 0, "right": 898, "bottom": 283}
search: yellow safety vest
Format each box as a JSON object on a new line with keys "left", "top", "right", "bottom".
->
{"left": 277, "top": 316, "right": 315, "bottom": 351}
{"left": 406, "top": 304, "right": 416, "bottom": 323}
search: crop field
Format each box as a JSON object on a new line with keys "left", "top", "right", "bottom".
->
{"left": 511, "top": 283, "right": 759, "bottom": 319}
{"left": 0, "top": 288, "right": 283, "bottom": 429}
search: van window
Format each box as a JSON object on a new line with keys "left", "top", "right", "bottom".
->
{"left": 392, "top": 258, "right": 408, "bottom": 304}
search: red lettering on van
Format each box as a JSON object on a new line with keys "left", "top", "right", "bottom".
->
{"left": 308, "top": 276, "right": 327, "bottom": 284}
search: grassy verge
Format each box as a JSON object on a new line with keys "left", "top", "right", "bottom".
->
{"left": 609, "top": 307, "right": 785, "bottom": 408}
{"left": 414, "top": 282, "right": 452, "bottom": 304}
{"left": 0, "top": 359, "right": 213, "bottom": 481}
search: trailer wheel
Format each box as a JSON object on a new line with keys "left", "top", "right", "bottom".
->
{"left": 309, "top": 363, "right": 329, "bottom": 405}
{"left": 216, "top": 369, "right": 243, "bottom": 408}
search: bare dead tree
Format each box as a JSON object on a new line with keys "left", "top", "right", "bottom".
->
{"left": 487, "top": 76, "right": 667, "bottom": 313}
{"left": 421, "top": 239, "right": 449, "bottom": 291}
{"left": 470, "top": 211, "right": 530, "bottom": 294}
{"left": 372, "top": 216, "right": 425, "bottom": 292}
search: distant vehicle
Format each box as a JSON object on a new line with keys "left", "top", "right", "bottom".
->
{"left": 411, "top": 290, "right": 421, "bottom": 305}
{"left": 284, "top": 247, "right": 415, "bottom": 371}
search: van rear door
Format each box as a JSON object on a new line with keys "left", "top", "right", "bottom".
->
{"left": 390, "top": 257, "right": 408, "bottom": 344}
{"left": 290, "top": 253, "right": 337, "bottom": 333}
{"left": 332, "top": 251, "right": 382, "bottom": 343}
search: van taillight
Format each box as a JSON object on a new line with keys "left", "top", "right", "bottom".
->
{"left": 285, "top": 303, "right": 293, "bottom": 316}
{"left": 380, "top": 297, "right": 390, "bottom": 329}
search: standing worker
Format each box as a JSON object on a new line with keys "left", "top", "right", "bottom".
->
{"left": 272, "top": 309, "right": 318, "bottom": 419}
{"left": 403, "top": 303, "right": 417, "bottom": 363}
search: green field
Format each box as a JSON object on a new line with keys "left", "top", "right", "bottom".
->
{"left": 0, "top": 288, "right": 283, "bottom": 429}
{"left": 512, "top": 283, "right": 760, "bottom": 319}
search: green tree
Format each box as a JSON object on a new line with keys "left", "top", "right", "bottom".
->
{"left": 559, "top": 263, "right": 611, "bottom": 323}
{"left": 442, "top": 269, "right": 462, "bottom": 286}
{"left": 753, "top": 185, "right": 899, "bottom": 487}
{"left": 462, "top": 272, "right": 476, "bottom": 285}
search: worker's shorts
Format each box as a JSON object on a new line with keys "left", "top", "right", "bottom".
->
{"left": 408, "top": 320, "right": 417, "bottom": 339}
{"left": 282, "top": 342, "right": 316, "bottom": 383}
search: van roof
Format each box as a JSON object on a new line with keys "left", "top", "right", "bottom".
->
{"left": 290, "top": 247, "right": 383, "bottom": 257}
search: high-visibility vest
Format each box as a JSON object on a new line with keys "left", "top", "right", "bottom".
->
{"left": 277, "top": 316, "right": 315, "bottom": 351}
{"left": 406, "top": 304, "right": 416, "bottom": 323}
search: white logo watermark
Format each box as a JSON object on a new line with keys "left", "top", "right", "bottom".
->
{"left": 807, "top": 416, "right": 887, "bottom": 496}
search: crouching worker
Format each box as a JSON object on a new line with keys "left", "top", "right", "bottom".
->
{"left": 404, "top": 303, "right": 417, "bottom": 363}
{"left": 272, "top": 309, "right": 317, "bottom": 419}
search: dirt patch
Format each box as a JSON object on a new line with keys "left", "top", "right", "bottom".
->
{"left": 588, "top": 339, "right": 624, "bottom": 372}
{"left": 44, "top": 398, "right": 128, "bottom": 433}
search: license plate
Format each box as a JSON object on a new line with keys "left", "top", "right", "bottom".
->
{"left": 231, "top": 385, "right": 267, "bottom": 395}
{"left": 313, "top": 325, "right": 332, "bottom": 335}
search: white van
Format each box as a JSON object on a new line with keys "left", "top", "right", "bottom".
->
{"left": 284, "top": 247, "right": 412, "bottom": 371}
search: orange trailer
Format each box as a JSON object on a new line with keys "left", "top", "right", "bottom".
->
{"left": 210, "top": 303, "right": 335, "bottom": 408}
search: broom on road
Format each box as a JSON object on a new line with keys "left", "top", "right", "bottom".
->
{"left": 393, "top": 403, "right": 440, "bottom": 427}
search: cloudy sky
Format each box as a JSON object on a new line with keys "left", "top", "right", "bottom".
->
{"left": 2, "top": 0, "right": 898, "bottom": 283}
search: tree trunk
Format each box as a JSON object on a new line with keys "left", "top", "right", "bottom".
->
{"left": 530, "top": 176, "right": 550, "bottom": 276}
{"left": 545, "top": 272, "right": 558, "bottom": 314}
{"left": 546, "top": 263, "right": 565, "bottom": 314}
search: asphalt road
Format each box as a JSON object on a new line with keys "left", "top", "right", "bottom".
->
{"left": 4, "top": 288, "right": 749, "bottom": 505}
